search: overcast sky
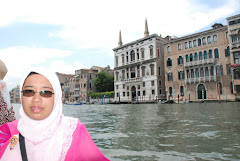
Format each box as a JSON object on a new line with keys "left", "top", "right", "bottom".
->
{"left": 0, "top": 0, "right": 239, "bottom": 90}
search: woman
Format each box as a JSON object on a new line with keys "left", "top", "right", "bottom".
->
{"left": 0, "top": 59, "right": 16, "bottom": 125}
{"left": 0, "top": 69, "right": 109, "bottom": 161}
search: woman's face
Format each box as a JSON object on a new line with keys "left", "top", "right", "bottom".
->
{"left": 21, "top": 74, "right": 54, "bottom": 120}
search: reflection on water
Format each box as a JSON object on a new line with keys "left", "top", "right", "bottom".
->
{"left": 13, "top": 102, "right": 240, "bottom": 161}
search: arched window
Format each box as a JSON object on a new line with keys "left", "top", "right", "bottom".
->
{"left": 178, "top": 56, "right": 183, "bottom": 65}
{"left": 185, "top": 54, "right": 189, "bottom": 62}
{"left": 191, "top": 69, "right": 194, "bottom": 78}
{"left": 167, "top": 58, "right": 172, "bottom": 67}
{"left": 209, "top": 50, "right": 213, "bottom": 58}
{"left": 193, "top": 40, "right": 197, "bottom": 47}
{"left": 141, "top": 66, "right": 146, "bottom": 77}
{"left": 141, "top": 48, "right": 145, "bottom": 59}
{"left": 121, "top": 54, "right": 125, "bottom": 64}
{"left": 115, "top": 56, "right": 118, "bottom": 67}
{"left": 202, "top": 37, "right": 206, "bottom": 45}
{"left": 226, "top": 31, "right": 229, "bottom": 40}
{"left": 210, "top": 66, "right": 214, "bottom": 76}
{"left": 213, "top": 34, "right": 218, "bottom": 42}
{"left": 198, "top": 38, "right": 202, "bottom": 46}
{"left": 122, "top": 70, "right": 125, "bottom": 80}
{"left": 216, "top": 65, "right": 222, "bottom": 76}
{"left": 205, "top": 67, "right": 209, "bottom": 76}
{"left": 217, "top": 82, "right": 222, "bottom": 95}
{"left": 168, "top": 72, "right": 173, "bottom": 81}
{"left": 200, "top": 67, "right": 204, "bottom": 77}
{"left": 180, "top": 86, "right": 184, "bottom": 96}
{"left": 190, "top": 53, "right": 193, "bottom": 62}
{"left": 214, "top": 48, "right": 219, "bottom": 58}
{"left": 169, "top": 87, "right": 173, "bottom": 96}
{"left": 130, "top": 50, "right": 135, "bottom": 61}
{"left": 130, "top": 67, "right": 135, "bottom": 78}
{"left": 225, "top": 46, "right": 230, "bottom": 57}
{"left": 195, "top": 68, "right": 199, "bottom": 77}
{"left": 150, "top": 64, "right": 154, "bottom": 75}
{"left": 194, "top": 52, "right": 198, "bottom": 61}
{"left": 115, "top": 72, "right": 119, "bottom": 81}
{"left": 207, "top": 36, "right": 211, "bottom": 44}
{"left": 204, "top": 50, "right": 208, "bottom": 59}
{"left": 199, "top": 52, "right": 203, "bottom": 60}
{"left": 178, "top": 43, "right": 182, "bottom": 50}
{"left": 167, "top": 46, "right": 170, "bottom": 53}
{"left": 150, "top": 45, "right": 154, "bottom": 57}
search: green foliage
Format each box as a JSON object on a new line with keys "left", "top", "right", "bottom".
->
{"left": 88, "top": 91, "right": 114, "bottom": 99}
{"left": 93, "top": 70, "right": 114, "bottom": 92}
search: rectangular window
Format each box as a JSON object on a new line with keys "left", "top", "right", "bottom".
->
{"left": 143, "top": 90, "right": 146, "bottom": 96}
{"left": 123, "top": 84, "right": 125, "bottom": 89}
{"left": 151, "top": 81, "right": 154, "bottom": 86}
{"left": 234, "top": 53, "right": 239, "bottom": 64}
{"left": 123, "top": 92, "right": 125, "bottom": 97}
{"left": 152, "top": 90, "right": 155, "bottom": 95}
{"left": 158, "top": 67, "right": 161, "bottom": 76}
{"left": 143, "top": 82, "right": 145, "bottom": 87}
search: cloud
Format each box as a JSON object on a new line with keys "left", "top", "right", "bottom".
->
{"left": 0, "top": 46, "right": 85, "bottom": 89}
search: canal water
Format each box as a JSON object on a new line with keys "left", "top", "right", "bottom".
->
{"left": 13, "top": 102, "right": 240, "bottom": 161}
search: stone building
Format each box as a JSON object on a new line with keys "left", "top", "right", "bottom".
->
{"left": 163, "top": 22, "right": 234, "bottom": 101}
{"left": 227, "top": 14, "right": 240, "bottom": 94}
{"left": 113, "top": 19, "right": 167, "bottom": 103}
{"left": 58, "top": 66, "right": 113, "bottom": 103}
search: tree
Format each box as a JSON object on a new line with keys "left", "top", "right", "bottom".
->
{"left": 93, "top": 70, "right": 114, "bottom": 92}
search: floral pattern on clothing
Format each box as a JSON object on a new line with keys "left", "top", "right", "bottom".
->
{"left": 0, "top": 97, "right": 16, "bottom": 125}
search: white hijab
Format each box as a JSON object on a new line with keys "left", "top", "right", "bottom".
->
{"left": 17, "top": 68, "right": 78, "bottom": 161}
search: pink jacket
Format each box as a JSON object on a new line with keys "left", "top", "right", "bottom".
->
{"left": 0, "top": 120, "right": 109, "bottom": 161}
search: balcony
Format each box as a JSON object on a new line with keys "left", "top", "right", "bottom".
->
{"left": 124, "top": 77, "right": 142, "bottom": 84}
{"left": 232, "top": 41, "right": 240, "bottom": 49}
{"left": 185, "top": 75, "right": 216, "bottom": 84}
{"left": 184, "top": 58, "right": 215, "bottom": 67}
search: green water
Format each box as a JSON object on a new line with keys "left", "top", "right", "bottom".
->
{"left": 13, "top": 102, "right": 240, "bottom": 161}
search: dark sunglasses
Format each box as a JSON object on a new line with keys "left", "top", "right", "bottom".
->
{"left": 21, "top": 90, "right": 54, "bottom": 98}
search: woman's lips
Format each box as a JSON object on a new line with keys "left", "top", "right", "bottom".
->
{"left": 31, "top": 106, "right": 43, "bottom": 113}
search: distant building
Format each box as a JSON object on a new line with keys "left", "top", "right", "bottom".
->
{"left": 10, "top": 85, "right": 20, "bottom": 103}
{"left": 227, "top": 14, "right": 240, "bottom": 94}
{"left": 113, "top": 19, "right": 167, "bottom": 103}
{"left": 57, "top": 66, "right": 113, "bottom": 103}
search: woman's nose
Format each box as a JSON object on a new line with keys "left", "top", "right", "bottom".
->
{"left": 32, "top": 92, "right": 42, "bottom": 102}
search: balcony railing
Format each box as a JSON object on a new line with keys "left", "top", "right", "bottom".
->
{"left": 124, "top": 77, "right": 142, "bottom": 83}
{"left": 184, "top": 58, "right": 215, "bottom": 67}
{"left": 185, "top": 75, "right": 216, "bottom": 84}
{"left": 232, "top": 41, "right": 240, "bottom": 48}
